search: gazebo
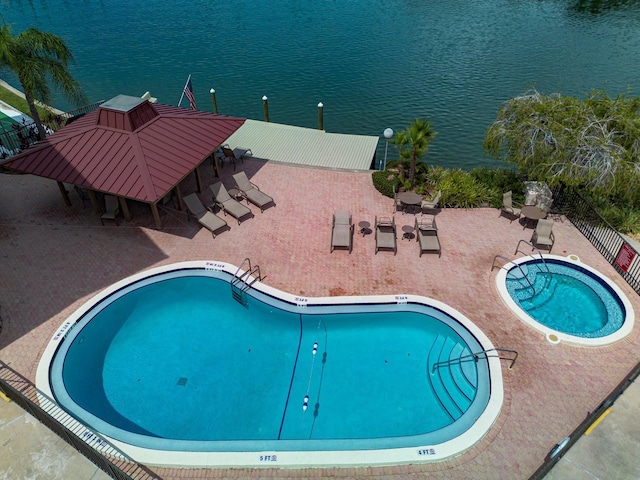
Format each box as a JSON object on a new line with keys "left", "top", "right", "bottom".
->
{"left": 1, "top": 94, "right": 246, "bottom": 228}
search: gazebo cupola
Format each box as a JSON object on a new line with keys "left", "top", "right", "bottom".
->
{"left": 97, "top": 95, "right": 159, "bottom": 131}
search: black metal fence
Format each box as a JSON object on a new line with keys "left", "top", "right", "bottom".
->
{"left": 553, "top": 185, "right": 640, "bottom": 295}
{"left": 0, "top": 361, "right": 161, "bottom": 480}
{"left": 0, "top": 121, "right": 40, "bottom": 159}
{"left": 60, "top": 100, "right": 105, "bottom": 125}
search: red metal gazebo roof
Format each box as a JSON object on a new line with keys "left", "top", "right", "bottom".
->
{"left": 1, "top": 95, "right": 246, "bottom": 203}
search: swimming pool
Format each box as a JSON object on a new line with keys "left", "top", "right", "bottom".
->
{"left": 37, "top": 261, "right": 503, "bottom": 467}
{"left": 495, "top": 255, "right": 634, "bottom": 346}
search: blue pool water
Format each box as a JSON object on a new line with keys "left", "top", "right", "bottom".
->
{"left": 49, "top": 268, "right": 491, "bottom": 453}
{"left": 505, "top": 259, "right": 625, "bottom": 338}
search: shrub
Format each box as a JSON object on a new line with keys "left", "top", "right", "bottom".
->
{"left": 471, "top": 167, "right": 526, "bottom": 207}
{"left": 596, "top": 204, "right": 640, "bottom": 234}
{"left": 373, "top": 165, "right": 497, "bottom": 207}
{"left": 438, "top": 169, "right": 495, "bottom": 208}
{"left": 617, "top": 210, "right": 640, "bottom": 234}
{"left": 372, "top": 171, "right": 399, "bottom": 198}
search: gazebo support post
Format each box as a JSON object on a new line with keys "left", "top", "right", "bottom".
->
{"left": 150, "top": 203, "right": 162, "bottom": 229}
{"left": 194, "top": 166, "right": 203, "bottom": 193}
{"left": 118, "top": 197, "right": 132, "bottom": 222}
{"left": 87, "top": 190, "right": 101, "bottom": 215}
{"left": 57, "top": 182, "right": 71, "bottom": 206}
{"left": 212, "top": 153, "right": 220, "bottom": 178}
{"left": 174, "top": 186, "right": 183, "bottom": 211}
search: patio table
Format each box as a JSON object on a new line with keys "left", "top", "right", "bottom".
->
{"left": 401, "top": 224, "right": 415, "bottom": 240}
{"left": 397, "top": 192, "right": 422, "bottom": 214}
{"left": 521, "top": 205, "right": 547, "bottom": 228}
{"left": 358, "top": 220, "right": 371, "bottom": 236}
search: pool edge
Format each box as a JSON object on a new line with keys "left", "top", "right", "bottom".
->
{"left": 36, "top": 260, "right": 504, "bottom": 468}
{"left": 494, "top": 254, "right": 635, "bottom": 347}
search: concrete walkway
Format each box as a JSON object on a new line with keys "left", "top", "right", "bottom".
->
{"left": 0, "top": 396, "right": 110, "bottom": 480}
{"left": 545, "top": 376, "right": 640, "bottom": 480}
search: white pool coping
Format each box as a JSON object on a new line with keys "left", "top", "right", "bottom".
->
{"left": 36, "top": 260, "right": 504, "bottom": 468}
{"left": 495, "top": 254, "right": 635, "bottom": 347}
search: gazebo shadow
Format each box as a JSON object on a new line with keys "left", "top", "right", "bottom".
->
{"left": 0, "top": 172, "right": 173, "bottom": 350}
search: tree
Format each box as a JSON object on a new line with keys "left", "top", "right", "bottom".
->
{"left": 0, "top": 24, "right": 86, "bottom": 140}
{"left": 484, "top": 89, "right": 640, "bottom": 194}
{"left": 392, "top": 118, "right": 437, "bottom": 187}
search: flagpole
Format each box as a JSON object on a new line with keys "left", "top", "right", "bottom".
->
{"left": 178, "top": 74, "right": 191, "bottom": 107}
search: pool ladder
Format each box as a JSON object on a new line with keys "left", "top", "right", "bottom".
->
{"left": 515, "top": 240, "right": 551, "bottom": 273}
{"left": 492, "top": 254, "right": 537, "bottom": 293}
{"left": 230, "top": 258, "right": 262, "bottom": 305}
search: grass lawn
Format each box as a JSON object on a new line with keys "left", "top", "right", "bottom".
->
{"left": 0, "top": 85, "right": 56, "bottom": 121}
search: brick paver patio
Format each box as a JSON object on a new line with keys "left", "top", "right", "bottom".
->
{"left": 1, "top": 158, "right": 639, "bottom": 480}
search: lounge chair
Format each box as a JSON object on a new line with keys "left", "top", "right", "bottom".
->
{"left": 415, "top": 216, "right": 441, "bottom": 257}
{"left": 220, "top": 144, "right": 252, "bottom": 170}
{"left": 501, "top": 190, "right": 522, "bottom": 222}
{"left": 209, "top": 181, "right": 254, "bottom": 224}
{"left": 531, "top": 218, "right": 555, "bottom": 252}
{"left": 421, "top": 190, "right": 442, "bottom": 214}
{"left": 232, "top": 171, "right": 275, "bottom": 212}
{"left": 331, "top": 210, "right": 354, "bottom": 253}
{"left": 101, "top": 195, "right": 120, "bottom": 225}
{"left": 183, "top": 193, "right": 229, "bottom": 238}
{"left": 375, "top": 216, "right": 397, "bottom": 255}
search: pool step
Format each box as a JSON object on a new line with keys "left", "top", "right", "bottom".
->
{"left": 518, "top": 272, "right": 557, "bottom": 308}
{"left": 514, "top": 269, "right": 553, "bottom": 303}
{"left": 427, "top": 336, "right": 477, "bottom": 421}
{"left": 231, "top": 284, "right": 247, "bottom": 305}
{"left": 523, "top": 276, "right": 559, "bottom": 310}
{"left": 448, "top": 343, "right": 478, "bottom": 400}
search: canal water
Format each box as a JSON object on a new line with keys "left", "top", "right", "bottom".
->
{"left": 2, "top": 0, "right": 639, "bottom": 168}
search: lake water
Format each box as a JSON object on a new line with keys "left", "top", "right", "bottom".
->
{"left": 2, "top": 0, "right": 640, "bottom": 169}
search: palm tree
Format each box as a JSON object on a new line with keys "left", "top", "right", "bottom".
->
{"left": 390, "top": 129, "right": 409, "bottom": 178}
{"left": 0, "top": 24, "right": 86, "bottom": 140}
{"left": 402, "top": 118, "right": 437, "bottom": 187}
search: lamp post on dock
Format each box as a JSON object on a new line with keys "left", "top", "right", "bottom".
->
{"left": 383, "top": 128, "right": 394, "bottom": 170}
{"left": 318, "top": 102, "right": 324, "bottom": 131}
{"left": 210, "top": 88, "right": 218, "bottom": 114}
{"left": 262, "top": 95, "right": 269, "bottom": 122}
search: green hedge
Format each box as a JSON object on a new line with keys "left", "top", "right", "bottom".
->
{"left": 372, "top": 165, "right": 524, "bottom": 208}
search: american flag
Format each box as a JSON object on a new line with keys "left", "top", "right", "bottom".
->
{"left": 183, "top": 77, "right": 196, "bottom": 110}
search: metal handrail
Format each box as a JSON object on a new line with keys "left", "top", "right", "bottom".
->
{"left": 431, "top": 348, "right": 518, "bottom": 374}
{"left": 231, "top": 258, "right": 262, "bottom": 291}
{"left": 232, "top": 257, "right": 251, "bottom": 283}
{"left": 492, "top": 254, "right": 535, "bottom": 292}
{"left": 515, "top": 240, "right": 551, "bottom": 273}
{"left": 240, "top": 265, "right": 262, "bottom": 292}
